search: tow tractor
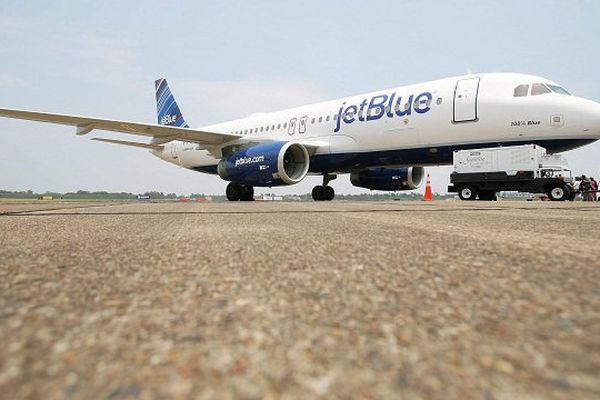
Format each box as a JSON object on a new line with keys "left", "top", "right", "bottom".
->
{"left": 447, "top": 144, "right": 575, "bottom": 201}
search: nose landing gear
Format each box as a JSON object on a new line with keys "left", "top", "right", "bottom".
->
{"left": 312, "top": 174, "right": 336, "bottom": 201}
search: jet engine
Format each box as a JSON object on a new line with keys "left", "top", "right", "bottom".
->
{"left": 350, "top": 167, "right": 425, "bottom": 191}
{"left": 217, "top": 141, "right": 309, "bottom": 186}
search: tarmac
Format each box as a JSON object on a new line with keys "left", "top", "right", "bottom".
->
{"left": 0, "top": 200, "right": 599, "bottom": 399}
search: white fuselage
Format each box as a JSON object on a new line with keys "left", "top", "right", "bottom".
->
{"left": 154, "top": 73, "right": 600, "bottom": 174}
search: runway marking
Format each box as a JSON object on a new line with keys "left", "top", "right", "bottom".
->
{"left": 2, "top": 206, "right": 599, "bottom": 217}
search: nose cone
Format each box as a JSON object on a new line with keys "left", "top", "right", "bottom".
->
{"left": 575, "top": 97, "right": 600, "bottom": 138}
{"left": 587, "top": 101, "right": 600, "bottom": 138}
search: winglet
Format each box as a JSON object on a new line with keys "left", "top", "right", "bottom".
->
{"left": 154, "top": 78, "right": 189, "bottom": 128}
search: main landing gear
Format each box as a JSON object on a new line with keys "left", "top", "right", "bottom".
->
{"left": 312, "top": 174, "right": 336, "bottom": 201}
{"left": 226, "top": 182, "right": 254, "bottom": 201}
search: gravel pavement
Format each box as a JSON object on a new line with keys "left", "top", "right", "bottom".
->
{"left": 0, "top": 200, "right": 599, "bottom": 399}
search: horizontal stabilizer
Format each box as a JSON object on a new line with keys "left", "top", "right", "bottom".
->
{"left": 91, "top": 137, "right": 164, "bottom": 150}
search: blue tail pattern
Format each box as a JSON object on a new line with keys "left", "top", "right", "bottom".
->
{"left": 154, "top": 78, "right": 189, "bottom": 128}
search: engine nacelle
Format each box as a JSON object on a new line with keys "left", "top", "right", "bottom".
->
{"left": 350, "top": 167, "right": 425, "bottom": 191}
{"left": 217, "top": 141, "right": 309, "bottom": 186}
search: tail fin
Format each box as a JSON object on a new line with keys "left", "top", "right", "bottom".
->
{"left": 154, "top": 78, "right": 189, "bottom": 128}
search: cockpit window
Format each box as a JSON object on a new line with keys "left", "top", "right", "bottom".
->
{"left": 547, "top": 84, "right": 571, "bottom": 96}
{"left": 531, "top": 83, "right": 551, "bottom": 96}
{"left": 513, "top": 84, "right": 529, "bottom": 97}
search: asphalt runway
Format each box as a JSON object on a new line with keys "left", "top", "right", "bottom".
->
{"left": 1, "top": 200, "right": 599, "bottom": 399}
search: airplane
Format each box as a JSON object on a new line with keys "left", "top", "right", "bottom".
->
{"left": 1, "top": 72, "right": 599, "bottom": 201}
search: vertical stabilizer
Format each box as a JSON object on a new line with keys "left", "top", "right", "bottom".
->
{"left": 154, "top": 78, "right": 189, "bottom": 128}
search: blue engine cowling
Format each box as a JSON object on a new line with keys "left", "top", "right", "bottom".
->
{"left": 350, "top": 167, "right": 425, "bottom": 191}
{"left": 217, "top": 141, "right": 310, "bottom": 186}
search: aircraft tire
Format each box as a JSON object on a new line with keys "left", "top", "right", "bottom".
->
{"left": 324, "top": 186, "right": 335, "bottom": 201}
{"left": 240, "top": 186, "right": 255, "bottom": 201}
{"left": 312, "top": 185, "right": 325, "bottom": 201}
{"left": 226, "top": 182, "right": 242, "bottom": 201}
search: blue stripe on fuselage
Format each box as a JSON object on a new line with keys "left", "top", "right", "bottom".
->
{"left": 191, "top": 138, "right": 595, "bottom": 176}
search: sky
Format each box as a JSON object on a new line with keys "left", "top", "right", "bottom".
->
{"left": 1, "top": 0, "right": 599, "bottom": 196}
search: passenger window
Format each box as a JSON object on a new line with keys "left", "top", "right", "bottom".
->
{"left": 283, "top": 123, "right": 287, "bottom": 129}
{"left": 513, "top": 84, "right": 529, "bottom": 97}
{"left": 333, "top": 114, "right": 338, "bottom": 120}
{"left": 311, "top": 117, "right": 315, "bottom": 124}
{"left": 318, "top": 116, "right": 323, "bottom": 123}
{"left": 326, "top": 115, "right": 330, "bottom": 122}
{"left": 531, "top": 83, "right": 551, "bottom": 96}
{"left": 277, "top": 123, "right": 281, "bottom": 129}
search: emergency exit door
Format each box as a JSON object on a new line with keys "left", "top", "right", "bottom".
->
{"left": 453, "top": 77, "right": 480, "bottom": 123}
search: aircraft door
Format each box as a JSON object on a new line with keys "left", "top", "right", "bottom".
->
{"left": 453, "top": 77, "right": 480, "bottom": 123}
{"left": 288, "top": 118, "right": 297, "bottom": 135}
{"left": 299, "top": 116, "right": 307, "bottom": 134}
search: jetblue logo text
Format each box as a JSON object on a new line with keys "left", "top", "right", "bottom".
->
{"left": 334, "top": 91, "right": 433, "bottom": 133}
{"left": 160, "top": 114, "right": 178, "bottom": 125}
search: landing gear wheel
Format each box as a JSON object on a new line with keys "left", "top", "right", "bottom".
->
{"left": 312, "top": 185, "right": 335, "bottom": 201}
{"left": 548, "top": 184, "right": 568, "bottom": 201}
{"left": 312, "top": 174, "right": 336, "bottom": 202}
{"left": 240, "top": 186, "right": 255, "bottom": 201}
{"left": 312, "top": 185, "right": 326, "bottom": 201}
{"left": 458, "top": 185, "right": 478, "bottom": 201}
{"left": 324, "top": 186, "right": 335, "bottom": 201}
{"left": 226, "top": 182, "right": 242, "bottom": 201}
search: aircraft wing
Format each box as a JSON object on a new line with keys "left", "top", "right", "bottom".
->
{"left": 0, "top": 107, "right": 241, "bottom": 145}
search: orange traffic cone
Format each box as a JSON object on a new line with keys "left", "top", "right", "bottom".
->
{"left": 423, "top": 174, "right": 433, "bottom": 201}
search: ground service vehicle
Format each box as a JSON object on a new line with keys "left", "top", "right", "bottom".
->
{"left": 448, "top": 145, "right": 574, "bottom": 201}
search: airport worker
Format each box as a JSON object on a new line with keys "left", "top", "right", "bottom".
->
{"left": 591, "top": 177, "right": 598, "bottom": 201}
{"left": 573, "top": 177, "right": 582, "bottom": 200}
{"left": 580, "top": 175, "right": 591, "bottom": 201}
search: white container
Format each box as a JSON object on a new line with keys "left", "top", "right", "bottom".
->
{"left": 453, "top": 144, "right": 567, "bottom": 176}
